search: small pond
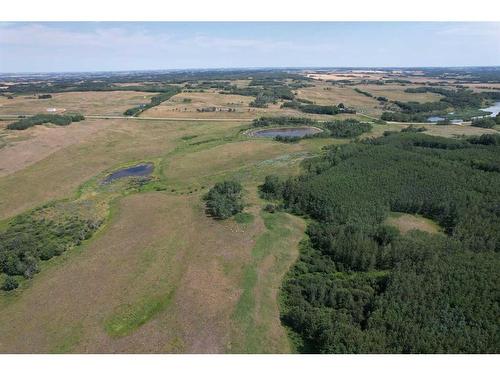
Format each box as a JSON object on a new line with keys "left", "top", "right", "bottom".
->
{"left": 252, "top": 127, "right": 322, "bottom": 138}
{"left": 102, "top": 163, "right": 154, "bottom": 184}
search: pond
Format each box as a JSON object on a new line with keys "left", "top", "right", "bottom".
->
{"left": 252, "top": 126, "right": 322, "bottom": 138}
{"left": 480, "top": 101, "right": 500, "bottom": 117}
{"left": 102, "top": 163, "right": 154, "bottom": 184}
{"left": 427, "top": 101, "right": 500, "bottom": 123}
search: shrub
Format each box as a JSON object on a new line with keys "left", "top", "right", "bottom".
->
{"left": 2, "top": 276, "right": 19, "bottom": 291}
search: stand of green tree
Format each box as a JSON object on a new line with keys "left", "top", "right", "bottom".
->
{"left": 323, "top": 119, "right": 372, "bottom": 138}
{"left": 260, "top": 132, "right": 500, "bottom": 353}
{"left": 252, "top": 116, "right": 317, "bottom": 128}
{"left": 471, "top": 116, "right": 500, "bottom": 128}
{"left": 0, "top": 205, "right": 102, "bottom": 291}
{"left": 6, "top": 113, "right": 85, "bottom": 130}
{"left": 123, "top": 87, "right": 180, "bottom": 116}
{"left": 281, "top": 101, "right": 356, "bottom": 115}
{"left": 204, "top": 180, "right": 244, "bottom": 220}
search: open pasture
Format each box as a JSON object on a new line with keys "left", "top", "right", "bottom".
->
{"left": 0, "top": 91, "right": 156, "bottom": 116}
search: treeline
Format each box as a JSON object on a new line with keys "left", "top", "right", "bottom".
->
{"left": 354, "top": 88, "right": 373, "bottom": 97}
{"left": 7, "top": 113, "right": 85, "bottom": 130}
{"left": 123, "top": 87, "right": 180, "bottom": 116}
{"left": 261, "top": 132, "right": 500, "bottom": 353}
{"left": 252, "top": 116, "right": 317, "bottom": 128}
{"left": 1, "top": 205, "right": 102, "bottom": 291}
{"left": 281, "top": 101, "right": 356, "bottom": 115}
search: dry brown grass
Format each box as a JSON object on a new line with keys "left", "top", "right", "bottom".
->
{"left": 0, "top": 91, "right": 156, "bottom": 116}
{"left": 385, "top": 212, "right": 442, "bottom": 235}
{"left": 0, "top": 120, "right": 115, "bottom": 177}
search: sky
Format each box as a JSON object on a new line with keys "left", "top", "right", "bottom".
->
{"left": 0, "top": 22, "right": 499, "bottom": 73}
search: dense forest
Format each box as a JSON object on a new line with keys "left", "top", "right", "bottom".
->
{"left": 260, "top": 132, "right": 500, "bottom": 353}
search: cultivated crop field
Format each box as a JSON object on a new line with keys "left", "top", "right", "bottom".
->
{"left": 1, "top": 68, "right": 499, "bottom": 354}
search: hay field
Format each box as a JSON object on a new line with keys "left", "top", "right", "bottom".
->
{"left": 0, "top": 91, "right": 156, "bottom": 116}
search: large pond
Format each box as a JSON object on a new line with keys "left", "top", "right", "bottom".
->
{"left": 252, "top": 126, "right": 322, "bottom": 138}
{"left": 102, "top": 163, "right": 154, "bottom": 184}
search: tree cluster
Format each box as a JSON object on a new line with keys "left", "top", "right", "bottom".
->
{"left": 7, "top": 113, "right": 85, "bottom": 130}
{"left": 204, "top": 180, "right": 244, "bottom": 219}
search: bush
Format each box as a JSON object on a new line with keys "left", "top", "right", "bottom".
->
{"left": 2, "top": 276, "right": 19, "bottom": 291}
{"left": 204, "top": 180, "right": 244, "bottom": 219}
{"left": 264, "top": 204, "right": 276, "bottom": 213}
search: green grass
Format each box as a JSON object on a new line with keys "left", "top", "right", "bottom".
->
{"left": 230, "top": 211, "right": 304, "bottom": 353}
{"left": 49, "top": 323, "right": 84, "bottom": 353}
{"left": 234, "top": 212, "right": 254, "bottom": 224}
{"left": 104, "top": 290, "right": 175, "bottom": 338}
